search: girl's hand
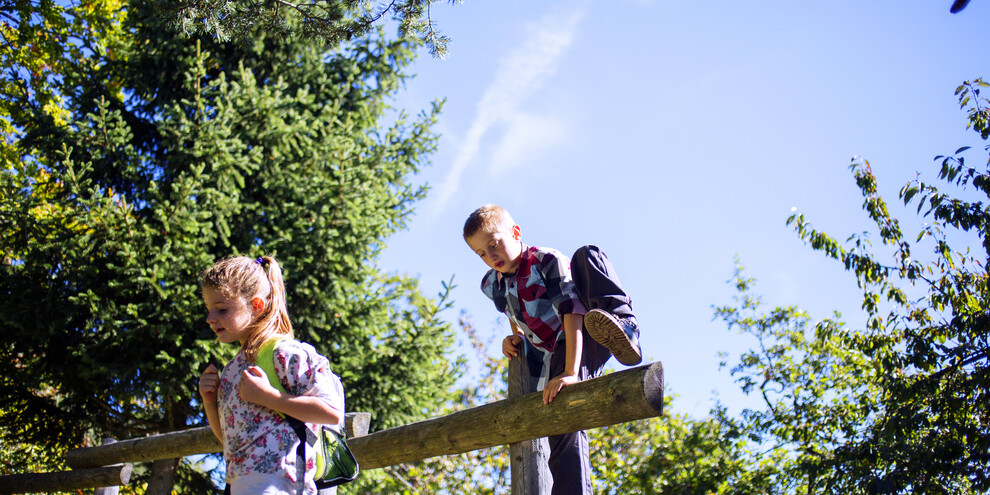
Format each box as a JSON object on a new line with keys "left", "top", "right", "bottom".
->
{"left": 198, "top": 364, "right": 219, "bottom": 404}
{"left": 502, "top": 335, "right": 524, "bottom": 358}
{"left": 238, "top": 366, "right": 278, "bottom": 407}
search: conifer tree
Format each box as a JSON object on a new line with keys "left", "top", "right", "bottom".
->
{"left": 158, "top": 0, "right": 459, "bottom": 58}
{"left": 1, "top": 0, "right": 458, "bottom": 490}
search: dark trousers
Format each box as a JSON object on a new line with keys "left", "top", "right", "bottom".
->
{"left": 544, "top": 245, "right": 635, "bottom": 495}
{"left": 571, "top": 245, "right": 635, "bottom": 319}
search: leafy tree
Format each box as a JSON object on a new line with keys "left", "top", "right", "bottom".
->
{"left": 715, "top": 265, "right": 884, "bottom": 494}
{"left": 715, "top": 79, "right": 990, "bottom": 494}
{"left": 0, "top": 0, "right": 128, "bottom": 478}
{"left": 0, "top": 0, "right": 128, "bottom": 185}
{"left": 590, "top": 402, "right": 757, "bottom": 495}
{"left": 0, "top": 0, "right": 458, "bottom": 491}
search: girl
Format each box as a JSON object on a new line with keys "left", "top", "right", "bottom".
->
{"left": 198, "top": 256, "right": 344, "bottom": 495}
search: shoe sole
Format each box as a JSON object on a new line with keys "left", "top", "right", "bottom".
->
{"left": 584, "top": 310, "right": 643, "bottom": 366}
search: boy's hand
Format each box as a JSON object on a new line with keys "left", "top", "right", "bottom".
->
{"left": 543, "top": 373, "right": 579, "bottom": 404}
{"left": 198, "top": 364, "right": 219, "bottom": 404}
{"left": 238, "top": 366, "right": 278, "bottom": 407}
{"left": 502, "top": 334, "right": 524, "bottom": 358}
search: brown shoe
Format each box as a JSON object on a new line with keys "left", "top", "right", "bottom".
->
{"left": 584, "top": 309, "right": 643, "bottom": 366}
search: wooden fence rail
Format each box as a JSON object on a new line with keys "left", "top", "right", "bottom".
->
{"left": 0, "top": 414, "right": 369, "bottom": 494}
{"left": 0, "top": 465, "right": 131, "bottom": 495}
{"left": 351, "top": 361, "right": 664, "bottom": 469}
{"left": 1, "top": 360, "right": 663, "bottom": 494}
{"left": 66, "top": 413, "right": 371, "bottom": 470}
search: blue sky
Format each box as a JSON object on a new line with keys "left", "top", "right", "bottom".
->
{"left": 379, "top": 0, "right": 988, "bottom": 417}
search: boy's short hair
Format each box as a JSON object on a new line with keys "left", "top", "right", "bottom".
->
{"left": 463, "top": 204, "right": 516, "bottom": 239}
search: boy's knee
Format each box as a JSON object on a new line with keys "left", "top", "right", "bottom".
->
{"left": 572, "top": 245, "right": 607, "bottom": 273}
{"left": 571, "top": 245, "right": 599, "bottom": 262}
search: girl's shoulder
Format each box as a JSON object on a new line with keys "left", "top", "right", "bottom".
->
{"left": 269, "top": 338, "right": 340, "bottom": 399}
{"left": 272, "top": 337, "right": 319, "bottom": 357}
{"left": 271, "top": 338, "right": 330, "bottom": 370}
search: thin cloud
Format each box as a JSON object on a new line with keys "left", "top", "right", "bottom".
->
{"left": 429, "top": 6, "right": 586, "bottom": 214}
{"left": 490, "top": 112, "right": 566, "bottom": 175}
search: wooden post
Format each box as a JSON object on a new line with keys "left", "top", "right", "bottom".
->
{"left": 0, "top": 465, "right": 131, "bottom": 494}
{"left": 349, "top": 361, "right": 664, "bottom": 469}
{"left": 67, "top": 412, "right": 372, "bottom": 470}
{"left": 93, "top": 438, "right": 122, "bottom": 495}
{"left": 507, "top": 340, "right": 551, "bottom": 495}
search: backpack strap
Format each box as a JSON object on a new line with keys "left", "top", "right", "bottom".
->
{"left": 256, "top": 338, "right": 289, "bottom": 400}
{"left": 256, "top": 338, "right": 311, "bottom": 494}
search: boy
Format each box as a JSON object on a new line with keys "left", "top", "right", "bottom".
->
{"left": 463, "top": 204, "right": 642, "bottom": 495}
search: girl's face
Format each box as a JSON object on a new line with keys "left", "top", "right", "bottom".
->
{"left": 202, "top": 286, "right": 258, "bottom": 346}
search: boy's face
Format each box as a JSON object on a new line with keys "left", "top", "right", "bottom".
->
{"left": 465, "top": 224, "right": 523, "bottom": 275}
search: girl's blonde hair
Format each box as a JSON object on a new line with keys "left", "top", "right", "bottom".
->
{"left": 200, "top": 255, "right": 293, "bottom": 363}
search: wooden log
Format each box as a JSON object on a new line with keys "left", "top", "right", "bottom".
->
{"left": 350, "top": 361, "right": 664, "bottom": 470}
{"left": 0, "top": 464, "right": 131, "bottom": 494}
{"left": 345, "top": 411, "right": 371, "bottom": 439}
{"left": 67, "top": 412, "right": 372, "bottom": 469}
{"left": 67, "top": 425, "right": 220, "bottom": 469}
{"left": 64, "top": 362, "right": 663, "bottom": 472}
{"left": 507, "top": 340, "right": 551, "bottom": 495}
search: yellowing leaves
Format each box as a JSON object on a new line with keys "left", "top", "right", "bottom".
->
{"left": 0, "top": 0, "right": 128, "bottom": 132}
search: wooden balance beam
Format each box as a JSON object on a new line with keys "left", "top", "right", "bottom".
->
{"left": 61, "top": 362, "right": 663, "bottom": 471}
{"left": 350, "top": 360, "right": 664, "bottom": 469}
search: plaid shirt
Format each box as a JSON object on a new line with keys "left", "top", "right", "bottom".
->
{"left": 481, "top": 244, "right": 587, "bottom": 354}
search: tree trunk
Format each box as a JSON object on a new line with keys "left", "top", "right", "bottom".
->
{"left": 144, "top": 457, "right": 181, "bottom": 495}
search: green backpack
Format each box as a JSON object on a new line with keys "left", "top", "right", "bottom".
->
{"left": 257, "top": 338, "right": 359, "bottom": 489}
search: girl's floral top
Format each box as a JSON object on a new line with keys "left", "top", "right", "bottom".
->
{"left": 218, "top": 339, "right": 344, "bottom": 494}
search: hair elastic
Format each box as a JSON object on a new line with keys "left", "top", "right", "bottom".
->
{"left": 255, "top": 257, "right": 264, "bottom": 265}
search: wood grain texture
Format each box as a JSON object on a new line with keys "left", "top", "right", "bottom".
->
{"left": 507, "top": 343, "right": 552, "bottom": 495}
{"left": 350, "top": 361, "right": 664, "bottom": 469}
{"left": 66, "top": 412, "right": 371, "bottom": 469}
{"left": 0, "top": 465, "right": 131, "bottom": 494}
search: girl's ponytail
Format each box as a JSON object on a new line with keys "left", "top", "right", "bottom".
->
{"left": 260, "top": 256, "right": 293, "bottom": 336}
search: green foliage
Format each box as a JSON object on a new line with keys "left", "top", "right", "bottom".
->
{"left": 590, "top": 401, "right": 755, "bottom": 495}
{"left": 0, "top": 0, "right": 457, "bottom": 490}
{"left": 156, "top": 0, "right": 462, "bottom": 59}
{"left": 343, "top": 316, "right": 760, "bottom": 494}
{"left": 0, "top": 0, "right": 128, "bottom": 158}
{"left": 0, "top": 423, "right": 68, "bottom": 476}
{"left": 717, "top": 80, "right": 990, "bottom": 494}
{"left": 956, "top": 79, "right": 990, "bottom": 140}
{"left": 716, "top": 265, "right": 885, "bottom": 494}
{"left": 342, "top": 315, "right": 510, "bottom": 495}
